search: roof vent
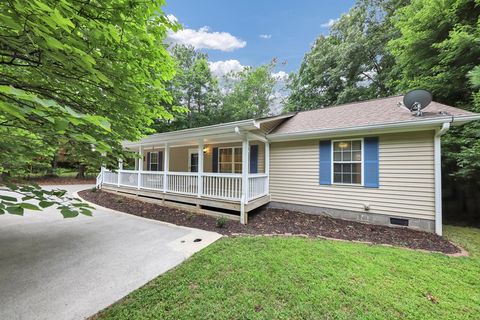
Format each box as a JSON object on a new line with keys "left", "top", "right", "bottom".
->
{"left": 403, "top": 89, "right": 432, "bottom": 117}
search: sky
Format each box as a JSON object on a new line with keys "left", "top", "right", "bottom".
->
{"left": 164, "top": 0, "right": 356, "bottom": 78}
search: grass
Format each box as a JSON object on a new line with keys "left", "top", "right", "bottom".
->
{"left": 94, "top": 226, "right": 480, "bottom": 320}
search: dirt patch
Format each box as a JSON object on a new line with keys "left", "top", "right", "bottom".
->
{"left": 79, "top": 189, "right": 461, "bottom": 255}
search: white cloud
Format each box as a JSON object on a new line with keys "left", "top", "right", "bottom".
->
{"left": 167, "top": 25, "right": 246, "bottom": 52}
{"left": 321, "top": 18, "right": 339, "bottom": 28}
{"left": 208, "top": 60, "right": 245, "bottom": 77}
{"left": 259, "top": 34, "right": 272, "bottom": 39}
{"left": 271, "top": 71, "right": 289, "bottom": 81}
{"left": 166, "top": 14, "right": 178, "bottom": 24}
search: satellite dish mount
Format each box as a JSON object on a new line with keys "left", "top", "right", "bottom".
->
{"left": 403, "top": 89, "right": 432, "bottom": 116}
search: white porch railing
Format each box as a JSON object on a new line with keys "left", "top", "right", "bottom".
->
{"left": 203, "top": 173, "right": 242, "bottom": 200}
{"left": 100, "top": 169, "right": 268, "bottom": 202}
{"left": 167, "top": 172, "right": 198, "bottom": 195}
{"left": 248, "top": 174, "right": 268, "bottom": 201}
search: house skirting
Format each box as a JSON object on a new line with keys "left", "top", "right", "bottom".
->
{"left": 268, "top": 201, "right": 435, "bottom": 233}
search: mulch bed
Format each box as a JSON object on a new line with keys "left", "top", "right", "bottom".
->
{"left": 79, "top": 189, "right": 461, "bottom": 254}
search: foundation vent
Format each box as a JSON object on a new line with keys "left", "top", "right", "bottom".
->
{"left": 390, "top": 217, "right": 409, "bottom": 226}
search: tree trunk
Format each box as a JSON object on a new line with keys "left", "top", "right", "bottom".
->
{"left": 76, "top": 164, "right": 86, "bottom": 179}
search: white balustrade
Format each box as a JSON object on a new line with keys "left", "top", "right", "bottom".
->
{"left": 102, "top": 170, "right": 118, "bottom": 185}
{"left": 119, "top": 170, "right": 138, "bottom": 187}
{"left": 202, "top": 173, "right": 242, "bottom": 200}
{"left": 248, "top": 174, "right": 268, "bottom": 201}
{"left": 140, "top": 171, "right": 164, "bottom": 190}
{"left": 100, "top": 169, "right": 268, "bottom": 202}
{"left": 167, "top": 172, "right": 198, "bottom": 195}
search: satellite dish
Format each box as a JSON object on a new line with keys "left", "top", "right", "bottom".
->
{"left": 403, "top": 89, "right": 432, "bottom": 116}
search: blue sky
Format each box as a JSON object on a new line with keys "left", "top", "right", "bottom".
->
{"left": 164, "top": 0, "right": 355, "bottom": 77}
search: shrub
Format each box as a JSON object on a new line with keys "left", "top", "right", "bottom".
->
{"left": 216, "top": 217, "right": 228, "bottom": 228}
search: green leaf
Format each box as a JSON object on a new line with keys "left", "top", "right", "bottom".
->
{"left": 61, "top": 208, "right": 78, "bottom": 218}
{"left": 5, "top": 183, "right": 18, "bottom": 191}
{"left": 54, "top": 118, "right": 69, "bottom": 131}
{"left": 20, "top": 203, "right": 41, "bottom": 211}
{"left": 6, "top": 206, "right": 24, "bottom": 215}
{"left": 80, "top": 208, "right": 93, "bottom": 216}
{"left": 0, "top": 195, "right": 17, "bottom": 202}
{"left": 39, "top": 201, "right": 55, "bottom": 208}
{"left": 0, "top": 100, "right": 26, "bottom": 120}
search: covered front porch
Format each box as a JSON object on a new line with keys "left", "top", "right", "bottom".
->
{"left": 96, "top": 118, "right": 282, "bottom": 223}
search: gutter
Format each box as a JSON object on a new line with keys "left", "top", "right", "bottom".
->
{"left": 434, "top": 119, "right": 452, "bottom": 236}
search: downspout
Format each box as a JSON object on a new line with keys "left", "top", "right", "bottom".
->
{"left": 434, "top": 120, "right": 452, "bottom": 236}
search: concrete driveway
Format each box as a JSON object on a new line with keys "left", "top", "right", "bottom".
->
{"left": 0, "top": 185, "right": 221, "bottom": 320}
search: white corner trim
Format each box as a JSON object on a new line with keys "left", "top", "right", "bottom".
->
{"left": 434, "top": 121, "right": 451, "bottom": 236}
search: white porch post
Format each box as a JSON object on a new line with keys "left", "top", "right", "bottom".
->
{"left": 137, "top": 146, "right": 143, "bottom": 190}
{"left": 164, "top": 143, "right": 169, "bottom": 193}
{"left": 117, "top": 159, "right": 123, "bottom": 187}
{"left": 265, "top": 141, "right": 270, "bottom": 195}
{"left": 240, "top": 134, "right": 249, "bottom": 224}
{"left": 197, "top": 139, "right": 204, "bottom": 197}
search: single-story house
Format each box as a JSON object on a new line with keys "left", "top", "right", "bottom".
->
{"left": 97, "top": 96, "right": 480, "bottom": 235}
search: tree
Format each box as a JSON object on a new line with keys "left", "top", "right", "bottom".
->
{"left": 153, "top": 45, "right": 221, "bottom": 132}
{"left": 388, "top": 0, "right": 480, "bottom": 107}
{"left": 286, "top": 0, "right": 409, "bottom": 111}
{"left": 221, "top": 64, "right": 277, "bottom": 120}
{"left": 388, "top": 0, "right": 480, "bottom": 181}
{"left": 0, "top": 0, "right": 176, "bottom": 216}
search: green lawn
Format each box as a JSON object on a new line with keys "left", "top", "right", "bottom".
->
{"left": 94, "top": 226, "right": 480, "bottom": 320}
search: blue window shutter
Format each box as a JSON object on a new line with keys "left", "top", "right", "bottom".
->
{"left": 364, "top": 137, "right": 379, "bottom": 188}
{"left": 250, "top": 145, "right": 258, "bottom": 173}
{"left": 319, "top": 140, "right": 331, "bottom": 185}
{"left": 212, "top": 147, "right": 218, "bottom": 172}
{"left": 146, "top": 152, "right": 150, "bottom": 171}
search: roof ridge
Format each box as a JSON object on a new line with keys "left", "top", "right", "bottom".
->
{"left": 294, "top": 94, "right": 404, "bottom": 115}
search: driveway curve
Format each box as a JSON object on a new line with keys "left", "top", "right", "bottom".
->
{"left": 0, "top": 184, "right": 221, "bottom": 320}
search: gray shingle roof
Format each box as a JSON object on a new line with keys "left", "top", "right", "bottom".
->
{"left": 270, "top": 95, "right": 476, "bottom": 135}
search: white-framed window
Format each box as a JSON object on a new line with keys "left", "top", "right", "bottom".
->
{"left": 149, "top": 152, "right": 159, "bottom": 171}
{"left": 218, "top": 147, "right": 242, "bottom": 173}
{"left": 332, "top": 139, "right": 363, "bottom": 185}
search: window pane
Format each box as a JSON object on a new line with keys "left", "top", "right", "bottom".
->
{"left": 150, "top": 153, "right": 158, "bottom": 164}
{"left": 219, "top": 149, "right": 232, "bottom": 162}
{"left": 334, "top": 173, "right": 342, "bottom": 183}
{"left": 150, "top": 164, "right": 158, "bottom": 171}
{"left": 234, "top": 147, "right": 242, "bottom": 162}
{"left": 219, "top": 163, "right": 232, "bottom": 173}
{"left": 352, "top": 151, "right": 361, "bottom": 161}
{"left": 352, "top": 173, "right": 361, "bottom": 184}
{"left": 334, "top": 151, "right": 342, "bottom": 161}
{"left": 352, "top": 140, "right": 361, "bottom": 151}
{"left": 343, "top": 173, "right": 352, "bottom": 184}
{"left": 352, "top": 163, "right": 361, "bottom": 174}
{"left": 234, "top": 163, "right": 242, "bottom": 173}
{"left": 343, "top": 163, "right": 352, "bottom": 173}
{"left": 333, "top": 142, "right": 341, "bottom": 151}
{"left": 333, "top": 163, "right": 342, "bottom": 173}
{"left": 343, "top": 151, "right": 351, "bottom": 161}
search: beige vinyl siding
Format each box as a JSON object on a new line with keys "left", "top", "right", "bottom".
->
{"left": 142, "top": 141, "right": 265, "bottom": 173}
{"left": 269, "top": 130, "right": 435, "bottom": 220}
